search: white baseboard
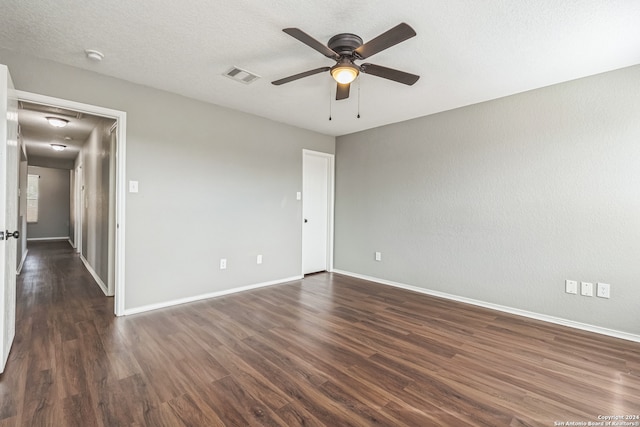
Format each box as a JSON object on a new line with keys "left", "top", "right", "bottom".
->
{"left": 332, "top": 269, "right": 640, "bottom": 344}
{"left": 27, "top": 236, "right": 70, "bottom": 241}
{"left": 80, "top": 255, "right": 110, "bottom": 296}
{"left": 123, "top": 275, "right": 304, "bottom": 316}
{"left": 16, "top": 249, "right": 28, "bottom": 275}
{"left": 68, "top": 239, "right": 76, "bottom": 249}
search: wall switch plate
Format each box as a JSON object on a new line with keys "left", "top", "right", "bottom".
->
{"left": 296, "top": 192, "right": 301, "bottom": 201}
{"left": 257, "top": 254, "right": 263, "bottom": 264}
{"left": 565, "top": 280, "right": 578, "bottom": 294}
{"left": 596, "top": 282, "right": 610, "bottom": 299}
{"left": 220, "top": 258, "right": 227, "bottom": 270}
{"left": 129, "top": 180, "right": 139, "bottom": 193}
{"left": 580, "top": 281, "right": 593, "bottom": 297}
{"left": 375, "top": 252, "right": 382, "bottom": 261}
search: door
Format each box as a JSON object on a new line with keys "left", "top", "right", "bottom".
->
{"left": 302, "top": 150, "right": 334, "bottom": 274}
{"left": 75, "top": 164, "right": 83, "bottom": 254}
{"left": 0, "top": 64, "right": 19, "bottom": 373}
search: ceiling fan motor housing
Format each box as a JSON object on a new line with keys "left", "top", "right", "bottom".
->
{"left": 328, "top": 33, "right": 363, "bottom": 57}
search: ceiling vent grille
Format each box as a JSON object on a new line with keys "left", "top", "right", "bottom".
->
{"left": 223, "top": 66, "right": 260, "bottom": 84}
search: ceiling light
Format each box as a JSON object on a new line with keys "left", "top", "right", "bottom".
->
{"left": 330, "top": 62, "right": 359, "bottom": 85}
{"left": 85, "top": 49, "right": 104, "bottom": 62}
{"left": 50, "top": 144, "right": 67, "bottom": 151}
{"left": 46, "top": 117, "right": 69, "bottom": 128}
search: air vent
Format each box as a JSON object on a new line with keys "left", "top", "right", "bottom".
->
{"left": 223, "top": 66, "right": 260, "bottom": 85}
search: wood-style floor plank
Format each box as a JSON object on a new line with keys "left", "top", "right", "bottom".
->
{"left": 1, "top": 241, "right": 639, "bottom": 426}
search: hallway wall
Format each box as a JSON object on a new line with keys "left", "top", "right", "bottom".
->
{"left": 26, "top": 166, "right": 70, "bottom": 240}
{"left": 78, "top": 118, "right": 114, "bottom": 287}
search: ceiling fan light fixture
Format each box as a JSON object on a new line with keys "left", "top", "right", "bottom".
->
{"left": 331, "top": 63, "right": 359, "bottom": 84}
{"left": 46, "top": 117, "right": 69, "bottom": 128}
{"left": 50, "top": 143, "right": 67, "bottom": 152}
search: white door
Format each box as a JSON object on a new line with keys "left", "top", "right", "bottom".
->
{"left": 302, "top": 150, "right": 334, "bottom": 274}
{"left": 0, "top": 64, "right": 19, "bottom": 373}
{"left": 75, "top": 164, "right": 83, "bottom": 254}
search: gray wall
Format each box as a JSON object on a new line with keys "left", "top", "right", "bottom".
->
{"left": 1, "top": 49, "right": 335, "bottom": 310}
{"left": 80, "top": 118, "right": 114, "bottom": 286}
{"left": 335, "top": 65, "right": 640, "bottom": 335}
{"left": 26, "top": 166, "right": 70, "bottom": 239}
{"left": 29, "top": 155, "right": 74, "bottom": 170}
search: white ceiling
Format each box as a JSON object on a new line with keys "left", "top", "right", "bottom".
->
{"left": 1, "top": 0, "right": 639, "bottom": 137}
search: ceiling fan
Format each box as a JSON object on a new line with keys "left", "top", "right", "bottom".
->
{"left": 272, "top": 23, "right": 420, "bottom": 100}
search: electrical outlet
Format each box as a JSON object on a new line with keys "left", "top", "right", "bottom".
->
{"left": 257, "top": 254, "right": 263, "bottom": 265}
{"left": 580, "top": 281, "right": 593, "bottom": 297}
{"left": 375, "top": 252, "right": 382, "bottom": 261}
{"left": 596, "top": 282, "right": 610, "bottom": 299}
{"left": 220, "top": 258, "right": 227, "bottom": 270}
{"left": 565, "top": 280, "right": 578, "bottom": 294}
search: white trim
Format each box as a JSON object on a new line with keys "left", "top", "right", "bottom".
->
{"left": 27, "top": 236, "right": 70, "bottom": 241}
{"left": 123, "top": 275, "right": 303, "bottom": 316}
{"left": 302, "top": 149, "right": 335, "bottom": 274}
{"left": 68, "top": 239, "right": 76, "bottom": 249}
{"left": 80, "top": 255, "right": 108, "bottom": 296}
{"left": 16, "top": 249, "right": 28, "bottom": 275}
{"left": 332, "top": 269, "right": 640, "bottom": 344}
{"left": 16, "top": 90, "right": 127, "bottom": 316}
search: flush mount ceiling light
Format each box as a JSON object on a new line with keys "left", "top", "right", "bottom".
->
{"left": 46, "top": 117, "right": 69, "bottom": 127}
{"left": 50, "top": 143, "right": 67, "bottom": 151}
{"left": 85, "top": 49, "right": 104, "bottom": 62}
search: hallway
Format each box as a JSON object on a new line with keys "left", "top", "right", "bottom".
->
{"left": 0, "top": 241, "right": 114, "bottom": 426}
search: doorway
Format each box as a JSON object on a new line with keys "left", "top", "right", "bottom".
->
{"left": 302, "top": 149, "right": 334, "bottom": 275}
{"left": 16, "top": 90, "right": 127, "bottom": 316}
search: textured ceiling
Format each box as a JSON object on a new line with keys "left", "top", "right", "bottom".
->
{"left": 1, "top": 0, "right": 639, "bottom": 137}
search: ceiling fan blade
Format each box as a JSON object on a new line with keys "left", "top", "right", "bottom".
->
{"left": 336, "top": 83, "right": 350, "bottom": 100}
{"left": 272, "top": 67, "right": 331, "bottom": 85}
{"left": 354, "top": 23, "right": 416, "bottom": 60}
{"left": 283, "top": 28, "right": 340, "bottom": 60}
{"left": 360, "top": 63, "right": 420, "bottom": 85}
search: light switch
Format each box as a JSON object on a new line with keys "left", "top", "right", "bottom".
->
{"left": 296, "top": 192, "right": 301, "bottom": 201}
{"left": 129, "top": 180, "right": 139, "bottom": 193}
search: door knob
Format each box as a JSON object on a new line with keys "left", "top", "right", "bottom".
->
{"left": 304, "top": 219, "right": 308, "bottom": 223}
{"left": 3, "top": 230, "right": 20, "bottom": 240}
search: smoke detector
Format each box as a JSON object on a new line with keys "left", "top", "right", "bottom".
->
{"left": 85, "top": 49, "right": 104, "bottom": 62}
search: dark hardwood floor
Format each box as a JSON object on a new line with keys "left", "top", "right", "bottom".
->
{"left": 1, "top": 241, "right": 639, "bottom": 426}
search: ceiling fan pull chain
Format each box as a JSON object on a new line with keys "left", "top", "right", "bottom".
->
{"left": 329, "top": 86, "right": 332, "bottom": 121}
{"left": 357, "top": 79, "right": 361, "bottom": 119}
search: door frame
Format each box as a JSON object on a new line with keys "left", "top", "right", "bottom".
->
{"left": 16, "top": 90, "right": 127, "bottom": 316}
{"left": 301, "top": 149, "right": 335, "bottom": 274}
